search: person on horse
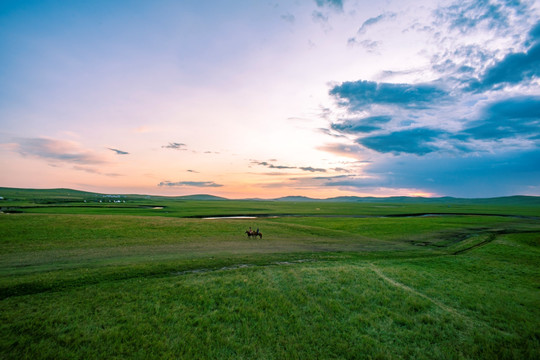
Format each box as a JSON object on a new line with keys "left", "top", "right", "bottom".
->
{"left": 245, "top": 226, "right": 262, "bottom": 238}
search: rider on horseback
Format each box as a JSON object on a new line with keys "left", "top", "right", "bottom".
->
{"left": 245, "top": 226, "right": 262, "bottom": 239}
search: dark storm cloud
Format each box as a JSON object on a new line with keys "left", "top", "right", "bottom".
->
{"left": 357, "top": 128, "right": 448, "bottom": 155}
{"left": 299, "top": 166, "right": 327, "bottom": 173}
{"left": 462, "top": 96, "right": 540, "bottom": 140}
{"left": 162, "top": 142, "right": 187, "bottom": 150}
{"left": 331, "top": 115, "right": 392, "bottom": 134}
{"left": 329, "top": 80, "right": 449, "bottom": 110}
{"left": 251, "top": 161, "right": 296, "bottom": 170}
{"left": 320, "top": 5, "right": 540, "bottom": 196}
{"left": 333, "top": 123, "right": 381, "bottom": 133}
{"left": 107, "top": 148, "right": 129, "bottom": 155}
{"left": 467, "top": 40, "right": 540, "bottom": 92}
{"left": 299, "top": 150, "right": 540, "bottom": 197}
{"left": 362, "top": 150, "right": 540, "bottom": 197}
{"left": 251, "top": 160, "right": 327, "bottom": 173}
{"left": 529, "top": 21, "right": 540, "bottom": 43}
{"left": 328, "top": 20, "right": 540, "bottom": 158}
{"left": 330, "top": 96, "right": 540, "bottom": 156}
{"left": 327, "top": 96, "right": 540, "bottom": 156}
{"left": 158, "top": 181, "right": 223, "bottom": 188}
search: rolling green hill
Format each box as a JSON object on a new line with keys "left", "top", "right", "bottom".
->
{"left": 2, "top": 187, "right": 539, "bottom": 205}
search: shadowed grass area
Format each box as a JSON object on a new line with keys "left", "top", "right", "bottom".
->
{"left": 1, "top": 201, "right": 539, "bottom": 359}
{"left": 2, "top": 257, "right": 538, "bottom": 359}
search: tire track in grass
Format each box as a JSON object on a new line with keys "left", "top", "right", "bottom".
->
{"left": 368, "top": 263, "right": 512, "bottom": 337}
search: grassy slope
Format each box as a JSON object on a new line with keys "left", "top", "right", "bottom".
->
{"left": 1, "top": 194, "right": 539, "bottom": 359}
{"left": 2, "top": 187, "right": 540, "bottom": 217}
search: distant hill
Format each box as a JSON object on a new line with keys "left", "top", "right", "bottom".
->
{"left": 273, "top": 196, "right": 321, "bottom": 202}
{"left": 1, "top": 187, "right": 539, "bottom": 206}
{"left": 278, "top": 195, "right": 540, "bottom": 206}
{"left": 0, "top": 187, "right": 96, "bottom": 198}
{"left": 175, "top": 194, "right": 227, "bottom": 201}
{"left": 0, "top": 188, "right": 228, "bottom": 202}
{"left": 0, "top": 187, "right": 100, "bottom": 202}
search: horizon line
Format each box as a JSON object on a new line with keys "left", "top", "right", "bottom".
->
{"left": 0, "top": 186, "right": 538, "bottom": 201}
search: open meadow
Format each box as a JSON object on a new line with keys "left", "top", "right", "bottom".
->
{"left": 1, "top": 189, "right": 539, "bottom": 359}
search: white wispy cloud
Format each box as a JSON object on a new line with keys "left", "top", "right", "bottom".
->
{"left": 158, "top": 180, "right": 223, "bottom": 187}
{"left": 162, "top": 142, "right": 187, "bottom": 150}
{"left": 12, "top": 138, "right": 109, "bottom": 165}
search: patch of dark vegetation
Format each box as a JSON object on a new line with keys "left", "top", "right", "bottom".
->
{"left": 32, "top": 198, "right": 82, "bottom": 204}
{"left": 185, "top": 213, "right": 274, "bottom": 219}
{"left": 383, "top": 213, "right": 540, "bottom": 220}
{"left": 0, "top": 207, "right": 23, "bottom": 214}
{"left": 452, "top": 233, "right": 498, "bottom": 255}
{"left": 407, "top": 229, "right": 483, "bottom": 248}
{"left": 407, "top": 226, "right": 540, "bottom": 252}
{"left": 3, "top": 205, "right": 156, "bottom": 211}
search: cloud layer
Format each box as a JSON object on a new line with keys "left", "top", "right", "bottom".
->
{"left": 2, "top": 0, "right": 539, "bottom": 198}
{"left": 14, "top": 138, "right": 108, "bottom": 164}
{"left": 108, "top": 148, "right": 129, "bottom": 155}
{"left": 330, "top": 81, "right": 449, "bottom": 110}
{"left": 158, "top": 181, "right": 223, "bottom": 188}
{"left": 251, "top": 160, "right": 327, "bottom": 173}
{"left": 323, "top": 5, "right": 540, "bottom": 196}
{"left": 162, "top": 142, "right": 187, "bottom": 150}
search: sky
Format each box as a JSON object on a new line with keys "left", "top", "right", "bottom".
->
{"left": 1, "top": 0, "right": 540, "bottom": 199}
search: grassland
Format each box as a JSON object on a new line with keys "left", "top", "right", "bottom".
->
{"left": 1, "top": 188, "right": 539, "bottom": 359}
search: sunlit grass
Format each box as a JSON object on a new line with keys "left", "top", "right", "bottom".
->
{"left": 1, "top": 195, "right": 539, "bottom": 359}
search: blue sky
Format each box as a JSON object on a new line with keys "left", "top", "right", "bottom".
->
{"left": 1, "top": 0, "right": 539, "bottom": 198}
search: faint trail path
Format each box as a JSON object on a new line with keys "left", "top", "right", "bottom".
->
{"left": 368, "top": 263, "right": 463, "bottom": 317}
{"left": 368, "top": 263, "right": 512, "bottom": 337}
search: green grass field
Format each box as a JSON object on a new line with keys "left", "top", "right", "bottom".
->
{"left": 1, "top": 189, "right": 539, "bottom": 359}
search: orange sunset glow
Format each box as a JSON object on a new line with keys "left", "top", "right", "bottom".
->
{"left": 1, "top": 1, "right": 539, "bottom": 198}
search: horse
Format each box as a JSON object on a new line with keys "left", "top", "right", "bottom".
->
{"left": 245, "top": 229, "right": 262, "bottom": 239}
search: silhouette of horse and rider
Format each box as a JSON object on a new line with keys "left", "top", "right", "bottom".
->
{"left": 245, "top": 226, "right": 262, "bottom": 239}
